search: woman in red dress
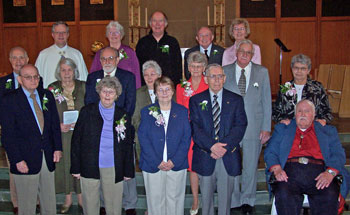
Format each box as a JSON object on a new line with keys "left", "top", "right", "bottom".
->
{"left": 176, "top": 51, "right": 208, "bottom": 215}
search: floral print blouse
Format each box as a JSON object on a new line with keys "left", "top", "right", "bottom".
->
{"left": 272, "top": 78, "right": 333, "bottom": 123}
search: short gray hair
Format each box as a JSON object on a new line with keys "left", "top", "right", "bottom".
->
{"left": 142, "top": 60, "right": 162, "bottom": 76}
{"left": 9, "top": 46, "right": 28, "bottom": 59}
{"left": 291, "top": 54, "right": 312, "bottom": 70}
{"left": 106, "top": 21, "right": 125, "bottom": 39}
{"left": 96, "top": 76, "right": 122, "bottom": 98}
{"left": 52, "top": 21, "right": 69, "bottom": 33}
{"left": 100, "top": 47, "right": 120, "bottom": 59}
{"left": 229, "top": 18, "right": 250, "bottom": 38}
{"left": 55, "top": 57, "right": 80, "bottom": 81}
{"left": 187, "top": 51, "right": 208, "bottom": 67}
{"left": 205, "top": 63, "right": 225, "bottom": 76}
{"left": 295, "top": 99, "right": 316, "bottom": 117}
{"left": 236, "top": 39, "right": 255, "bottom": 55}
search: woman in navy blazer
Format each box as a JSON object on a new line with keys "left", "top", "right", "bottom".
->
{"left": 138, "top": 76, "right": 191, "bottom": 215}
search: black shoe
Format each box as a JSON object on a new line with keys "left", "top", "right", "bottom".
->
{"left": 126, "top": 208, "right": 137, "bottom": 215}
{"left": 100, "top": 207, "right": 106, "bottom": 215}
{"left": 231, "top": 206, "right": 242, "bottom": 211}
{"left": 241, "top": 204, "right": 253, "bottom": 214}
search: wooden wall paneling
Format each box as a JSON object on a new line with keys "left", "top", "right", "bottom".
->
{"left": 280, "top": 21, "right": 317, "bottom": 84}
{"left": 339, "top": 66, "right": 350, "bottom": 118}
{"left": 248, "top": 21, "right": 279, "bottom": 94}
{"left": 274, "top": 0, "right": 282, "bottom": 97}
{"left": 3, "top": 27, "right": 39, "bottom": 74}
{"left": 320, "top": 21, "right": 350, "bottom": 64}
{"left": 315, "top": 0, "right": 322, "bottom": 68}
{"left": 80, "top": 24, "right": 110, "bottom": 70}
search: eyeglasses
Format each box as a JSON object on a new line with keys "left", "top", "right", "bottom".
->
{"left": 100, "top": 56, "right": 117, "bottom": 62}
{"left": 21, "top": 75, "right": 40, "bottom": 81}
{"left": 207, "top": 74, "right": 225, "bottom": 80}
{"left": 10, "top": 56, "right": 26, "bottom": 61}
{"left": 292, "top": 66, "right": 309, "bottom": 72}
{"left": 53, "top": 31, "right": 68, "bottom": 35}
{"left": 101, "top": 90, "right": 116, "bottom": 95}
{"left": 237, "top": 50, "right": 253, "bottom": 56}
{"left": 157, "top": 87, "right": 172, "bottom": 94}
{"left": 233, "top": 27, "right": 245, "bottom": 32}
{"left": 189, "top": 64, "right": 204, "bottom": 70}
{"left": 108, "top": 31, "right": 120, "bottom": 36}
{"left": 144, "top": 73, "right": 159, "bottom": 77}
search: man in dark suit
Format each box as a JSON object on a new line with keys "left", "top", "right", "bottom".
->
{"left": 184, "top": 27, "right": 225, "bottom": 80}
{"left": 189, "top": 64, "right": 247, "bottom": 215}
{"left": 1, "top": 64, "right": 62, "bottom": 215}
{"left": 84, "top": 47, "right": 136, "bottom": 115}
{"left": 265, "top": 99, "right": 350, "bottom": 215}
{"left": 84, "top": 46, "right": 137, "bottom": 215}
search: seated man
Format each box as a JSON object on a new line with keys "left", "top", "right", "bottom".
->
{"left": 264, "top": 99, "right": 349, "bottom": 215}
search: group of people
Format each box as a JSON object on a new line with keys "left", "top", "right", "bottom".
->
{"left": 0, "top": 9, "right": 348, "bottom": 215}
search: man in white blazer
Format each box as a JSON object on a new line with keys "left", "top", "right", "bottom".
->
{"left": 223, "top": 39, "right": 272, "bottom": 214}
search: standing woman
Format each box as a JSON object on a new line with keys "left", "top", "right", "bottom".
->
{"left": 176, "top": 51, "right": 208, "bottom": 215}
{"left": 222, "top": 18, "right": 261, "bottom": 66}
{"left": 71, "top": 76, "right": 135, "bottom": 215}
{"left": 138, "top": 76, "right": 191, "bottom": 215}
{"left": 48, "top": 57, "right": 85, "bottom": 213}
{"left": 89, "top": 21, "right": 141, "bottom": 89}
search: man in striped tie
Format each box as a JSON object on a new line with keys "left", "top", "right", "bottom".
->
{"left": 189, "top": 64, "right": 247, "bottom": 215}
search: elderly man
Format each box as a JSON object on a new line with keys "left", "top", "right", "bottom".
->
{"left": 1, "top": 64, "right": 62, "bottom": 215}
{"left": 189, "top": 64, "right": 247, "bottom": 215}
{"left": 184, "top": 27, "right": 225, "bottom": 79}
{"left": 264, "top": 99, "right": 349, "bottom": 215}
{"left": 35, "top": 21, "right": 88, "bottom": 88}
{"left": 223, "top": 39, "right": 271, "bottom": 214}
{"left": 84, "top": 46, "right": 137, "bottom": 215}
{"left": 136, "top": 11, "right": 182, "bottom": 86}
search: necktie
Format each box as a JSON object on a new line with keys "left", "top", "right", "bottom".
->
{"left": 204, "top": 50, "right": 209, "bottom": 60}
{"left": 30, "top": 93, "right": 44, "bottom": 133}
{"left": 238, "top": 69, "right": 246, "bottom": 96}
{"left": 212, "top": 94, "right": 220, "bottom": 137}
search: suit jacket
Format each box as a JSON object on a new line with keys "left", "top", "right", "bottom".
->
{"left": 264, "top": 120, "right": 350, "bottom": 198}
{"left": 223, "top": 62, "right": 272, "bottom": 141}
{"left": 138, "top": 101, "right": 191, "bottom": 173}
{"left": 189, "top": 89, "right": 247, "bottom": 176}
{"left": 0, "top": 72, "right": 43, "bottom": 99}
{"left": 70, "top": 103, "right": 135, "bottom": 183}
{"left": 84, "top": 68, "right": 136, "bottom": 115}
{"left": 184, "top": 44, "right": 225, "bottom": 79}
{"left": 1, "top": 87, "right": 62, "bottom": 174}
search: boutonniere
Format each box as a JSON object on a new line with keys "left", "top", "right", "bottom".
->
{"left": 119, "top": 49, "right": 129, "bottom": 60}
{"left": 160, "top": 45, "right": 170, "bottom": 54}
{"left": 115, "top": 114, "right": 127, "bottom": 142}
{"left": 48, "top": 85, "right": 65, "bottom": 104}
{"left": 280, "top": 81, "right": 296, "bottom": 97}
{"left": 42, "top": 94, "right": 49, "bottom": 111}
{"left": 213, "top": 49, "right": 218, "bottom": 56}
{"left": 148, "top": 106, "right": 165, "bottom": 126}
{"left": 180, "top": 79, "right": 193, "bottom": 97}
{"left": 5, "top": 79, "right": 12, "bottom": 89}
{"left": 199, "top": 100, "right": 208, "bottom": 111}
{"left": 96, "top": 78, "right": 101, "bottom": 86}
{"left": 253, "top": 82, "right": 259, "bottom": 88}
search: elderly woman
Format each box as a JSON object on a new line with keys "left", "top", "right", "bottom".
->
{"left": 176, "top": 51, "right": 208, "bottom": 215}
{"left": 132, "top": 60, "right": 162, "bottom": 159}
{"left": 71, "top": 76, "right": 134, "bottom": 215}
{"left": 273, "top": 54, "right": 333, "bottom": 125}
{"left": 222, "top": 18, "right": 261, "bottom": 66}
{"left": 138, "top": 76, "right": 191, "bottom": 215}
{"left": 89, "top": 21, "right": 141, "bottom": 88}
{"left": 48, "top": 57, "right": 85, "bottom": 213}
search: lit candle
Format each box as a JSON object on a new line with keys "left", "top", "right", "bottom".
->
{"left": 138, "top": 6, "right": 141, "bottom": 26}
{"left": 131, "top": 5, "right": 133, "bottom": 26}
{"left": 207, "top": 6, "right": 210, "bottom": 26}
{"left": 214, "top": 5, "right": 216, "bottom": 25}
{"left": 145, "top": 7, "right": 148, "bottom": 27}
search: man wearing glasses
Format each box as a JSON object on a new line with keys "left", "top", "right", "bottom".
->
{"left": 35, "top": 21, "right": 88, "bottom": 88}
{"left": 189, "top": 64, "right": 247, "bottom": 215}
{"left": 1, "top": 64, "right": 62, "bottom": 215}
{"left": 223, "top": 39, "right": 272, "bottom": 214}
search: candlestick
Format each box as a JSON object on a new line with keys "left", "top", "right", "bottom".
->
{"left": 131, "top": 5, "right": 133, "bottom": 26}
{"left": 220, "top": 4, "right": 223, "bottom": 24}
{"left": 214, "top": 5, "right": 216, "bottom": 25}
{"left": 138, "top": 6, "right": 141, "bottom": 26}
{"left": 145, "top": 7, "right": 148, "bottom": 27}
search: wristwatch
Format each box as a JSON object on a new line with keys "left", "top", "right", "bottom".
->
{"left": 327, "top": 169, "right": 336, "bottom": 176}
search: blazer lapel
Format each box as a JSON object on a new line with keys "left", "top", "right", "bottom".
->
{"left": 230, "top": 64, "right": 240, "bottom": 95}
{"left": 11, "top": 73, "right": 16, "bottom": 90}
{"left": 245, "top": 65, "right": 257, "bottom": 98}
{"left": 18, "top": 88, "right": 42, "bottom": 135}
{"left": 281, "top": 121, "right": 297, "bottom": 167}
{"left": 315, "top": 123, "right": 329, "bottom": 160}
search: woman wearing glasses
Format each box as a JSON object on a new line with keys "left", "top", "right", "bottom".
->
{"left": 272, "top": 54, "right": 332, "bottom": 125}
{"left": 222, "top": 18, "right": 261, "bottom": 66}
{"left": 138, "top": 76, "right": 191, "bottom": 215}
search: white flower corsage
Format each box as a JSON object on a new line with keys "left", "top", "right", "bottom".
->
{"left": 180, "top": 79, "right": 193, "bottom": 97}
{"left": 253, "top": 82, "right": 259, "bottom": 88}
{"left": 160, "top": 45, "right": 170, "bottom": 54}
{"left": 5, "top": 79, "right": 12, "bottom": 89}
{"left": 148, "top": 106, "right": 165, "bottom": 126}
{"left": 119, "top": 49, "right": 129, "bottom": 60}
{"left": 213, "top": 49, "right": 218, "bottom": 55}
{"left": 42, "top": 94, "right": 49, "bottom": 111}
{"left": 115, "top": 114, "right": 127, "bottom": 142}
{"left": 199, "top": 100, "right": 208, "bottom": 111}
{"left": 48, "top": 85, "right": 65, "bottom": 104}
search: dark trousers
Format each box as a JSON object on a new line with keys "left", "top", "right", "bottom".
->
{"left": 272, "top": 162, "right": 339, "bottom": 215}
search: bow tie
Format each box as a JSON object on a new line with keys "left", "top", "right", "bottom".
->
{"left": 59, "top": 51, "right": 66, "bottom": 56}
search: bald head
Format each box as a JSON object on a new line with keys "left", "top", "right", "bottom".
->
{"left": 9, "top": 47, "right": 29, "bottom": 74}
{"left": 196, "top": 27, "right": 214, "bottom": 49}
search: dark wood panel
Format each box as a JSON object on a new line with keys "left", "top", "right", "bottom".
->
{"left": 322, "top": 0, "right": 350, "bottom": 17}
{"left": 320, "top": 21, "right": 350, "bottom": 64}
{"left": 80, "top": 0, "right": 114, "bottom": 21}
{"left": 41, "top": 0, "right": 75, "bottom": 22}
{"left": 240, "top": 0, "right": 275, "bottom": 18}
{"left": 3, "top": 0, "right": 36, "bottom": 23}
{"left": 281, "top": 0, "right": 316, "bottom": 17}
